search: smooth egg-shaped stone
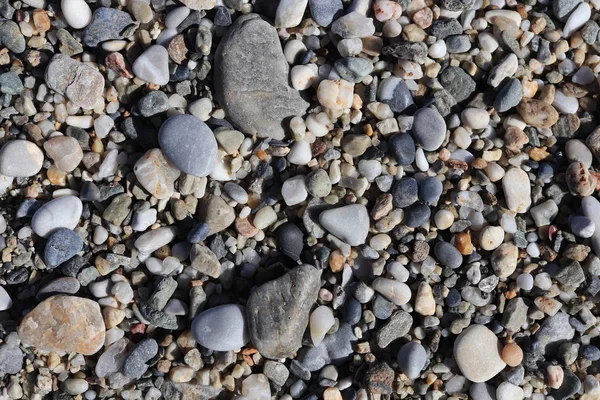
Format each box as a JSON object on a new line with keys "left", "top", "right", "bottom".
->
{"left": 191, "top": 304, "right": 249, "bottom": 351}
{"left": 62, "top": 0, "right": 92, "bottom": 29}
{"left": 31, "top": 196, "right": 83, "bottom": 238}
{"left": 158, "top": 114, "right": 218, "bottom": 177}
{"left": 0, "top": 140, "right": 43, "bottom": 178}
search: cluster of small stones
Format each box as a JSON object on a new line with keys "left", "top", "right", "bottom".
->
{"left": 1, "top": 0, "right": 600, "bottom": 399}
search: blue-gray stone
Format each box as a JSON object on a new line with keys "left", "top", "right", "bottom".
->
{"left": 188, "top": 222, "right": 210, "bottom": 244}
{"left": 535, "top": 312, "right": 575, "bottom": 354}
{"left": 389, "top": 133, "right": 415, "bottom": 165}
{"left": 0, "top": 21, "right": 25, "bottom": 53}
{"left": 434, "top": 241, "right": 463, "bottom": 269}
{"left": 158, "top": 114, "right": 217, "bottom": 177}
{"left": 276, "top": 222, "right": 304, "bottom": 261}
{"left": 412, "top": 107, "right": 446, "bottom": 151}
{"left": 446, "top": 34, "right": 471, "bottom": 53}
{"left": 0, "top": 71, "right": 22, "bottom": 95}
{"left": 309, "top": 0, "right": 343, "bottom": 27}
{"left": 392, "top": 177, "right": 418, "bottom": 208}
{"left": 44, "top": 228, "right": 83, "bottom": 269}
{"left": 404, "top": 204, "right": 431, "bottom": 228}
{"left": 82, "top": 8, "right": 135, "bottom": 47}
{"left": 494, "top": 78, "right": 522, "bottom": 113}
{"left": 137, "top": 91, "right": 169, "bottom": 117}
{"left": 298, "top": 323, "right": 356, "bottom": 371}
{"left": 419, "top": 176, "right": 443, "bottom": 205}
{"left": 397, "top": 342, "right": 427, "bottom": 379}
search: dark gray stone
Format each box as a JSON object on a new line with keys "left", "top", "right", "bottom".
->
{"left": 377, "top": 76, "right": 414, "bottom": 113}
{"left": 246, "top": 265, "right": 321, "bottom": 359}
{"left": 434, "top": 241, "right": 463, "bottom": 269}
{"left": 215, "top": 14, "right": 309, "bottom": 140}
{"left": 553, "top": 0, "right": 581, "bottom": 21}
{"left": 138, "top": 91, "right": 169, "bottom": 117}
{"left": 502, "top": 297, "right": 528, "bottom": 331}
{"left": 276, "top": 222, "right": 304, "bottom": 261}
{"left": 404, "top": 204, "right": 431, "bottom": 228}
{"left": 429, "top": 18, "right": 463, "bottom": 39}
{"left": 44, "top": 229, "right": 83, "bottom": 269}
{"left": 36, "top": 277, "right": 81, "bottom": 301}
{"left": 392, "top": 177, "right": 418, "bottom": 208}
{"left": 383, "top": 41, "right": 427, "bottom": 63}
{"left": 412, "top": 107, "right": 446, "bottom": 151}
{"left": 439, "top": 66, "right": 476, "bottom": 103}
{"left": 494, "top": 78, "right": 522, "bottom": 113}
{"left": 389, "top": 133, "right": 415, "bottom": 165}
{"left": 122, "top": 339, "right": 158, "bottom": 379}
{"left": 554, "top": 260, "right": 585, "bottom": 286}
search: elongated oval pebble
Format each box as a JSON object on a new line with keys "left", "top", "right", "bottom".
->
{"left": 372, "top": 278, "right": 411, "bottom": 305}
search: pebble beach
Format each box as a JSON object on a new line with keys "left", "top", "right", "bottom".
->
{"left": 0, "top": 0, "right": 598, "bottom": 399}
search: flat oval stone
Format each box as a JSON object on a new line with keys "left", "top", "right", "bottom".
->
{"left": 454, "top": 324, "right": 506, "bottom": 383}
{"left": 158, "top": 114, "right": 217, "bottom": 177}
{"left": 18, "top": 295, "right": 105, "bottom": 355}
{"left": 31, "top": 196, "right": 83, "bottom": 238}
{"left": 215, "top": 14, "right": 309, "bottom": 140}
{"left": 192, "top": 304, "right": 249, "bottom": 351}
{"left": 412, "top": 107, "right": 447, "bottom": 151}
{"left": 0, "top": 140, "right": 43, "bottom": 177}
{"left": 319, "top": 204, "right": 370, "bottom": 246}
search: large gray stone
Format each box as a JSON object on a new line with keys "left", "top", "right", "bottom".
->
{"left": 246, "top": 265, "right": 321, "bottom": 359}
{"left": 215, "top": 14, "right": 309, "bottom": 140}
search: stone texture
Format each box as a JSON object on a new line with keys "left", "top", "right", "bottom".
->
{"left": 246, "top": 265, "right": 321, "bottom": 359}
{"left": 215, "top": 14, "right": 309, "bottom": 140}
{"left": 18, "top": 295, "right": 105, "bottom": 355}
{"left": 454, "top": 324, "right": 507, "bottom": 383}
{"left": 134, "top": 149, "right": 181, "bottom": 200}
{"left": 45, "top": 54, "right": 105, "bottom": 110}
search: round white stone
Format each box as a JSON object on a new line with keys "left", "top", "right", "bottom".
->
{"left": 62, "top": 0, "right": 92, "bottom": 29}
{"left": 454, "top": 324, "right": 506, "bottom": 383}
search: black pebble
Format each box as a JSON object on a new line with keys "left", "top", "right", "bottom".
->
{"left": 276, "top": 222, "right": 304, "bottom": 261}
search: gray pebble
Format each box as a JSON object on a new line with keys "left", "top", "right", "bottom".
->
{"left": 494, "top": 78, "right": 522, "bottom": 113}
{"left": 122, "top": 338, "right": 159, "bottom": 379}
{"left": 334, "top": 57, "right": 373, "bottom": 83}
{"left": 397, "top": 342, "right": 427, "bottom": 380}
{"left": 434, "top": 241, "right": 463, "bottom": 269}
{"left": 44, "top": 228, "right": 83, "bottom": 269}
{"left": 412, "top": 107, "right": 446, "bottom": 151}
